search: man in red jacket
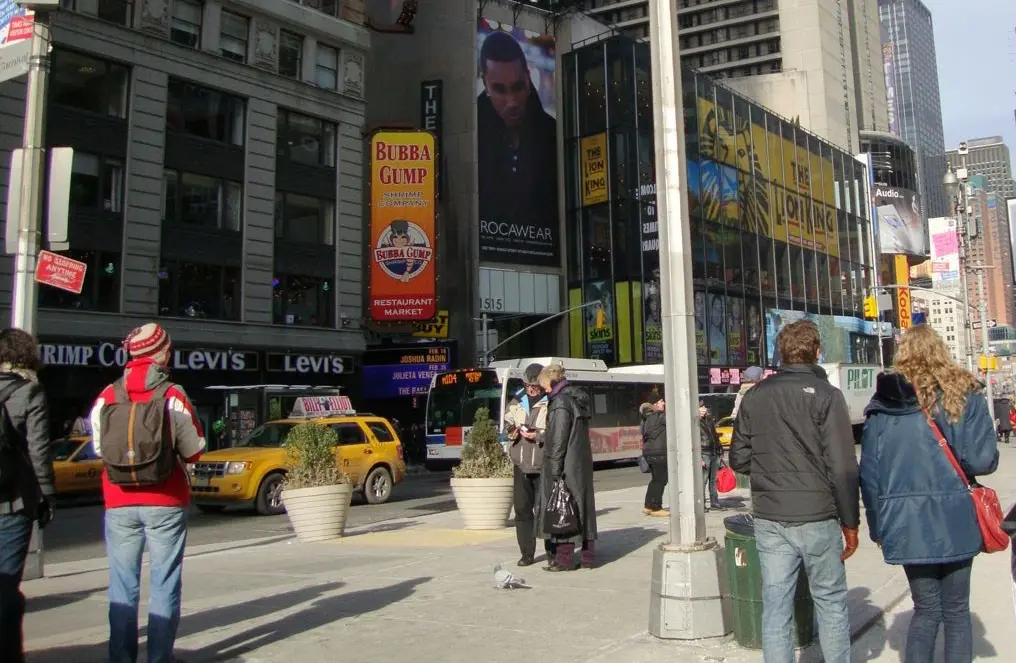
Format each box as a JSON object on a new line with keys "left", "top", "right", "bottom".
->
{"left": 90, "top": 323, "right": 205, "bottom": 663}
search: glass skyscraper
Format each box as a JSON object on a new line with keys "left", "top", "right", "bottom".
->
{"left": 879, "top": 0, "right": 949, "bottom": 219}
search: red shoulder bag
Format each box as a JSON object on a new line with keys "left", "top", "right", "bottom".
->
{"left": 924, "top": 410, "right": 1009, "bottom": 554}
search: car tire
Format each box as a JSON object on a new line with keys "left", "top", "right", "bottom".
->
{"left": 196, "top": 504, "right": 227, "bottom": 514}
{"left": 255, "top": 472, "right": 286, "bottom": 516}
{"left": 363, "top": 466, "right": 393, "bottom": 505}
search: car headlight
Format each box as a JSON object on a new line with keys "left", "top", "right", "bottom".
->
{"left": 224, "top": 461, "right": 251, "bottom": 475}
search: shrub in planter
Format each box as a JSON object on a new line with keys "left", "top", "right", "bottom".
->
{"left": 282, "top": 422, "right": 353, "bottom": 541}
{"left": 451, "top": 407, "right": 515, "bottom": 529}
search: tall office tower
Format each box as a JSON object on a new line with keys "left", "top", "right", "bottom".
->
{"left": 878, "top": 0, "right": 949, "bottom": 219}
{"left": 947, "top": 137, "right": 1016, "bottom": 200}
{"left": 913, "top": 291, "right": 967, "bottom": 363}
{"left": 582, "top": 0, "right": 888, "bottom": 151}
{"left": 961, "top": 176, "right": 1016, "bottom": 327}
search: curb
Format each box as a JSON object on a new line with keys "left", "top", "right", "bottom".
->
{"left": 848, "top": 574, "right": 912, "bottom": 644}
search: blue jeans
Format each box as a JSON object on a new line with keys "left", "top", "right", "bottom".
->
{"left": 106, "top": 506, "right": 188, "bottom": 663}
{"left": 0, "top": 511, "right": 33, "bottom": 663}
{"left": 755, "top": 517, "right": 851, "bottom": 663}
{"left": 903, "top": 559, "right": 973, "bottom": 663}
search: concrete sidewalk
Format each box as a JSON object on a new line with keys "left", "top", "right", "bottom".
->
{"left": 22, "top": 479, "right": 915, "bottom": 663}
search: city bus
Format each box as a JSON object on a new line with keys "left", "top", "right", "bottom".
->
{"left": 423, "top": 358, "right": 664, "bottom": 471}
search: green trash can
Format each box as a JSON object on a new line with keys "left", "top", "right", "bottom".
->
{"left": 724, "top": 515, "right": 816, "bottom": 650}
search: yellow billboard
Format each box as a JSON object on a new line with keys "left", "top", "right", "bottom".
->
{"left": 581, "top": 133, "right": 609, "bottom": 206}
{"left": 697, "top": 97, "right": 839, "bottom": 258}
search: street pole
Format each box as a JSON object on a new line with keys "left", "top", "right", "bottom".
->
{"left": 957, "top": 171, "right": 975, "bottom": 373}
{"left": 975, "top": 268, "right": 995, "bottom": 424}
{"left": 12, "top": 10, "right": 53, "bottom": 582}
{"left": 481, "top": 313, "right": 489, "bottom": 367}
{"left": 646, "top": 0, "right": 726, "bottom": 641}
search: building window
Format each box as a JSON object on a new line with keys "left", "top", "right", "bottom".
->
{"left": 279, "top": 30, "right": 303, "bottom": 79}
{"left": 220, "top": 10, "right": 249, "bottom": 63}
{"left": 277, "top": 109, "right": 336, "bottom": 167}
{"left": 303, "top": 0, "right": 338, "bottom": 17}
{"left": 166, "top": 79, "right": 245, "bottom": 145}
{"left": 38, "top": 250, "right": 120, "bottom": 312}
{"left": 315, "top": 44, "right": 339, "bottom": 90}
{"left": 170, "top": 0, "right": 202, "bottom": 48}
{"left": 69, "top": 153, "right": 124, "bottom": 213}
{"left": 60, "top": 0, "right": 132, "bottom": 26}
{"left": 163, "top": 170, "right": 242, "bottom": 231}
{"left": 49, "top": 50, "right": 129, "bottom": 118}
{"left": 158, "top": 262, "right": 240, "bottom": 320}
{"left": 273, "top": 274, "right": 334, "bottom": 327}
{"left": 274, "top": 193, "right": 334, "bottom": 245}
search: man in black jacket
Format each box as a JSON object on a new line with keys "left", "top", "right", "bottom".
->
{"left": 730, "top": 320, "right": 858, "bottom": 663}
{"left": 640, "top": 394, "right": 668, "bottom": 517}
{"left": 0, "top": 329, "right": 55, "bottom": 663}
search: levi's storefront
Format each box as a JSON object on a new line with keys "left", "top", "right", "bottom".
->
{"left": 38, "top": 339, "right": 357, "bottom": 444}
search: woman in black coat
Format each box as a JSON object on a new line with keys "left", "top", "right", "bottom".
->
{"left": 538, "top": 364, "right": 598, "bottom": 571}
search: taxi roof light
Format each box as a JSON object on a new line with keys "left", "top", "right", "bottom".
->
{"left": 289, "top": 395, "right": 357, "bottom": 419}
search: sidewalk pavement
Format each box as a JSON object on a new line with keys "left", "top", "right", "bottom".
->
{"left": 24, "top": 476, "right": 919, "bottom": 663}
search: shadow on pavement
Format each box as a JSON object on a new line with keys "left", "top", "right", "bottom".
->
{"left": 593, "top": 525, "right": 665, "bottom": 566}
{"left": 344, "top": 520, "right": 418, "bottom": 536}
{"left": 868, "top": 610, "right": 995, "bottom": 662}
{"left": 26, "top": 586, "right": 106, "bottom": 613}
{"left": 177, "top": 577, "right": 431, "bottom": 661}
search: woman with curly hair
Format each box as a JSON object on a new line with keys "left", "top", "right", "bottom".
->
{"left": 861, "top": 324, "right": 998, "bottom": 663}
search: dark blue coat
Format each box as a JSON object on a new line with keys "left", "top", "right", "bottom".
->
{"left": 860, "top": 372, "right": 999, "bottom": 565}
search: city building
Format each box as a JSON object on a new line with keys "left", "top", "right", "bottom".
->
{"left": 877, "top": 0, "right": 948, "bottom": 219}
{"left": 947, "top": 136, "right": 1016, "bottom": 200}
{"left": 913, "top": 291, "right": 967, "bottom": 364}
{"left": 963, "top": 175, "right": 1015, "bottom": 328}
{"left": 0, "top": 1, "right": 370, "bottom": 429}
{"left": 562, "top": 34, "right": 880, "bottom": 392}
{"left": 582, "top": 0, "right": 889, "bottom": 152}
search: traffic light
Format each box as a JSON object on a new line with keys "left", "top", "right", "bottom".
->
{"left": 863, "top": 296, "right": 878, "bottom": 319}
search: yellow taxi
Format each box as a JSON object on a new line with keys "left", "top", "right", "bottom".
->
{"left": 188, "top": 397, "right": 406, "bottom": 515}
{"left": 52, "top": 435, "right": 103, "bottom": 496}
{"left": 715, "top": 417, "right": 734, "bottom": 448}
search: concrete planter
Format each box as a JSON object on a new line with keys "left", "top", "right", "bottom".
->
{"left": 450, "top": 477, "right": 514, "bottom": 530}
{"left": 282, "top": 484, "right": 353, "bottom": 542}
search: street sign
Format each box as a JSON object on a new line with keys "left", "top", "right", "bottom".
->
{"left": 0, "top": 1, "right": 33, "bottom": 85}
{"left": 35, "top": 250, "right": 86, "bottom": 294}
{"left": 972, "top": 320, "right": 997, "bottom": 330}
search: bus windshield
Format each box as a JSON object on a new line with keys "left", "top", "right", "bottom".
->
{"left": 426, "top": 370, "right": 503, "bottom": 434}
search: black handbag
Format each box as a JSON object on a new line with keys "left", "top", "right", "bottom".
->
{"left": 543, "top": 478, "right": 581, "bottom": 537}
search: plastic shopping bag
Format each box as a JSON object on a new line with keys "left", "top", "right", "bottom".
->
{"left": 543, "top": 478, "right": 581, "bottom": 538}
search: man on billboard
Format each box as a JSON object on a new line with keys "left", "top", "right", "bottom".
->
{"left": 477, "top": 30, "right": 557, "bottom": 260}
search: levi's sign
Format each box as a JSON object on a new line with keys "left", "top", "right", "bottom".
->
{"left": 265, "top": 353, "right": 353, "bottom": 375}
{"left": 39, "top": 342, "right": 257, "bottom": 371}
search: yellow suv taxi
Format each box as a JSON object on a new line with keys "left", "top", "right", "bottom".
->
{"left": 52, "top": 435, "right": 103, "bottom": 496}
{"left": 188, "top": 398, "right": 406, "bottom": 515}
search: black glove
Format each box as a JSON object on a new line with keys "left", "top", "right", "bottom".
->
{"left": 36, "top": 495, "right": 55, "bottom": 529}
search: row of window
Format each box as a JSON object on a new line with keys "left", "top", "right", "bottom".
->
{"left": 41, "top": 250, "right": 335, "bottom": 327}
{"left": 52, "top": 50, "right": 340, "bottom": 168}
{"left": 62, "top": 0, "right": 344, "bottom": 91}
{"left": 169, "top": 0, "right": 340, "bottom": 89}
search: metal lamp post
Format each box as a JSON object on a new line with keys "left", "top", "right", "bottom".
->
{"left": 943, "top": 164, "right": 975, "bottom": 372}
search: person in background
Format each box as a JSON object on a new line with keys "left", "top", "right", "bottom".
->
{"left": 730, "top": 320, "right": 859, "bottom": 663}
{"left": 90, "top": 323, "right": 206, "bottom": 663}
{"left": 503, "top": 363, "right": 550, "bottom": 567}
{"left": 0, "top": 329, "right": 55, "bottom": 663}
{"left": 538, "top": 364, "right": 597, "bottom": 571}
{"left": 732, "top": 365, "right": 764, "bottom": 420}
{"left": 698, "top": 401, "right": 725, "bottom": 512}
{"left": 861, "top": 325, "right": 998, "bottom": 663}
{"left": 639, "top": 394, "right": 668, "bottom": 517}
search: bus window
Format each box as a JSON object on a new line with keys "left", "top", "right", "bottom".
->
{"left": 426, "top": 370, "right": 503, "bottom": 434}
{"left": 613, "top": 383, "right": 642, "bottom": 428}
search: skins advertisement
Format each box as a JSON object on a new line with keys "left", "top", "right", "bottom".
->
{"left": 368, "top": 131, "right": 437, "bottom": 322}
{"left": 585, "top": 280, "right": 614, "bottom": 360}
{"left": 476, "top": 18, "right": 559, "bottom": 266}
{"left": 874, "top": 186, "right": 928, "bottom": 256}
{"left": 696, "top": 96, "right": 840, "bottom": 258}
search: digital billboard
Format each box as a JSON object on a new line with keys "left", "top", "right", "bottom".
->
{"left": 874, "top": 185, "right": 928, "bottom": 256}
{"left": 368, "top": 131, "right": 437, "bottom": 322}
{"left": 476, "top": 18, "right": 559, "bottom": 266}
{"left": 362, "top": 346, "right": 450, "bottom": 399}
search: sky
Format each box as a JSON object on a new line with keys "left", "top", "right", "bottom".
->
{"left": 925, "top": 0, "right": 1016, "bottom": 166}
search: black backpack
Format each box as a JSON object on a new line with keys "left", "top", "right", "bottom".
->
{"left": 0, "top": 378, "right": 29, "bottom": 493}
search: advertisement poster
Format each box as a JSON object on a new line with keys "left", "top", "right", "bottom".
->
{"left": 765, "top": 309, "right": 877, "bottom": 365}
{"left": 883, "top": 41, "right": 899, "bottom": 136}
{"left": 875, "top": 186, "right": 928, "bottom": 256}
{"left": 476, "top": 18, "right": 558, "bottom": 266}
{"left": 707, "top": 293, "right": 727, "bottom": 364}
{"left": 585, "top": 281, "right": 614, "bottom": 360}
{"left": 581, "top": 132, "right": 608, "bottom": 206}
{"left": 368, "top": 131, "right": 437, "bottom": 322}
{"left": 694, "top": 291, "right": 707, "bottom": 363}
{"left": 362, "top": 346, "right": 450, "bottom": 399}
{"left": 726, "top": 296, "right": 746, "bottom": 364}
{"left": 746, "top": 301, "right": 763, "bottom": 365}
{"left": 929, "top": 216, "right": 960, "bottom": 284}
{"left": 643, "top": 279, "right": 662, "bottom": 363}
{"left": 0, "top": 0, "right": 32, "bottom": 85}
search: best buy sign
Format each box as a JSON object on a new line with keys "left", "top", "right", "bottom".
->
{"left": 411, "top": 310, "right": 449, "bottom": 339}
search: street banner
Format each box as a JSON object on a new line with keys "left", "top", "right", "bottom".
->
{"left": 0, "top": 0, "right": 33, "bottom": 85}
{"left": 368, "top": 131, "right": 437, "bottom": 322}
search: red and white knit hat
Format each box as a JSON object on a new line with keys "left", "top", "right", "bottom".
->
{"left": 123, "top": 323, "right": 171, "bottom": 364}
